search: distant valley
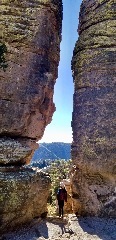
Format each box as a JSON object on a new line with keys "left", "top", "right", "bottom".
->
{"left": 31, "top": 142, "right": 71, "bottom": 168}
{"left": 32, "top": 142, "right": 71, "bottom": 161}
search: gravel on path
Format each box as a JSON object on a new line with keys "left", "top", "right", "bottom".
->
{"left": 0, "top": 214, "right": 116, "bottom": 240}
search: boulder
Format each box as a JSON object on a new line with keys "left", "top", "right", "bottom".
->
{"left": 71, "top": 0, "right": 116, "bottom": 217}
{"left": 0, "top": 137, "right": 38, "bottom": 166}
{"left": 0, "top": 166, "right": 51, "bottom": 233}
{"left": 0, "top": 0, "right": 63, "bottom": 158}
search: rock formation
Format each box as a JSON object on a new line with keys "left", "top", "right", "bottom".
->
{"left": 0, "top": 166, "right": 51, "bottom": 233}
{"left": 0, "top": 0, "right": 62, "bottom": 160}
{"left": 0, "top": 0, "right": 62, "bottom": 232}
{"left": 71, "top": 0, "right": 116, "bottom": 217}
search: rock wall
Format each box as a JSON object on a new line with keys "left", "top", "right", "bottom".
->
{"left": 0, "top": 0, "right": 62, "bottom": 232}
{"left": 71, "top": 0, "right": 116, "bottom": 217}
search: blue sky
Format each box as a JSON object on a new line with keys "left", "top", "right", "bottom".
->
{"left": 40, "top": 0, "right": 82, "bottom": 143}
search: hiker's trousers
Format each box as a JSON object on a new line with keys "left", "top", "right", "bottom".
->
{"left": 58, "top": 200, "right": 64, "bottom": 217}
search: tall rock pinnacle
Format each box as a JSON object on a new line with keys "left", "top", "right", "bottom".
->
{"left": 0, "top": 0, "right": 62, "bottom": 232}
{"left": 71, "top": 0, "right": 116, "bottom": 217}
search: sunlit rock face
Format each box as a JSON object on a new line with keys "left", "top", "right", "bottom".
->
{"left": 0, "top": 0, "right": 62, "bottom": 232}
{"left": 0, "top": 0, "right": 63, "bottom": 159}
{"left": 71, "top": 0, "right": 116, "bottom": 217}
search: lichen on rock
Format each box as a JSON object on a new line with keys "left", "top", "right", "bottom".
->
{"left": 0, "top": 166, "right": 51, "bottom": 233}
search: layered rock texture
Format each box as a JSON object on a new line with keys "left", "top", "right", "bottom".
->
{"left": 0, "top": 0, "right": 62, "bottom": 232}
{"left": 71, "top": 0, "right": 116, "bottom": 217}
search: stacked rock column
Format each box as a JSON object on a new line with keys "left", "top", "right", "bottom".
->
{"left": 0, "top": 0, "right": 62, "bottom": 232}
{"left": 71, "top": 0, "right": 116, "bottom": 217}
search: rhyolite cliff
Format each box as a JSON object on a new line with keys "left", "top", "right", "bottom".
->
{"left": 0, "top": 0, "right": 62, "bottom": 233}
{"left": 71, "top": 0, "right": 116, "bottom": 217}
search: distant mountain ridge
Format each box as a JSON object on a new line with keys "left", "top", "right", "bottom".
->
{"left": 32, "top": 142, "right": 71, "bottom": 161}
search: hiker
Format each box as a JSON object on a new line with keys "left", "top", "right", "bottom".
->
{"left": 57, "top": 182, "right": 67, "bottom": 218}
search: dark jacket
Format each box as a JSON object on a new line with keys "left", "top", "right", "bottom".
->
{"left": 57, "top": 187, "right": 67, "bottom": 202}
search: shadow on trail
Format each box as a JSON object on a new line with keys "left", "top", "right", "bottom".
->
{"left": 1, "top": 216, "right": 68, "bottom": 240}
{"left": 34, "top": 216, "right": 68, "bottom": 239}
{"left": 78, "top": 216, "right": 116, "bottom": 240}
{"left": 34, "top": 220, "right": 49, "bottom": 239}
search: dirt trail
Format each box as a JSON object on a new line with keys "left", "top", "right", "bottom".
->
{"left": 1, "top": 214, "right": 116, "bottom": 240}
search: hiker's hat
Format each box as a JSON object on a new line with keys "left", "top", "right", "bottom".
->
{"left": 60, "top": 182, "right": 65, "bottom": 188}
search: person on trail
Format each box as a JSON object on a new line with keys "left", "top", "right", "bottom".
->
{"left": 57, "top": 182, "right": 67, "bottom": 218}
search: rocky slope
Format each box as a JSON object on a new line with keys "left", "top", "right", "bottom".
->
{"left": 0, "top": 0, "right": 62, "bottom": 233}
{"left": 71, "top": 0, "right": 116, "bottom": 217}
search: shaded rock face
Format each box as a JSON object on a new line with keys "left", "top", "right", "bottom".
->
{"left": 0, "top": 167, "right": 51, "bottom": 233}
{"left": 71, "top": 0, "right": 116, "bottom": 217}
{"left": 0, "top": 0, "right": 62, "bottom": 233}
